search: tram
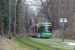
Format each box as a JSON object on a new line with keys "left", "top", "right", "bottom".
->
{"left": 30, "top": 23, "right": 52, "bottom": 38}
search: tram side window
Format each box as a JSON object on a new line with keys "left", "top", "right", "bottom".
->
{"left": 30, "top": 28, "right": 31, "bottom": 32}
{"left": 0, "top": 28, "right": 1, "bottom": 31}
{"left": 43, "top": 27, "right": 45, "bottom": 32}
{"left": 38, "top": 28, "right": 40, "bottom": 33}
{"left": 38, "top": 28, "right": 39, "bottom": 33}
{"left": 0, "top": 18, "right": 1, "bottom": 25}
{"left": 33, "top": 28, "right": 34, "bottom": 33}
{"left": 31, "top": 28, "right": 32, "bottom": 33}
{"left": 35, "top": 27, "right": 37, "bottom": 34}
{"left": 40, "top": 27, "right": 42, "bottom": 34}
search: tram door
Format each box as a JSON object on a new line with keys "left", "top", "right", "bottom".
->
{"left": 35, "top": 26, "right": 37, "bottom": 36}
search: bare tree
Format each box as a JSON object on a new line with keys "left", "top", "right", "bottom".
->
{"left": 36, "top": 0, "right": 75, "bottom": 38}
{"left": 19, "top": 1, "right": 29, "bottom": 34}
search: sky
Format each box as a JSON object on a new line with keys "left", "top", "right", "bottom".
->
{"left": 25, "top": 0, "right": 41, "bottom": 15}
{"left": 26, "top": 0, "right": 46, "bottom": 12}
{"left": 25, "top": 0, "right": 46, "bottom": 15}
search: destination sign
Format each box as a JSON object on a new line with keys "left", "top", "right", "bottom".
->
{"left": 46, "top": 25, "right": 51, "bottom": 26}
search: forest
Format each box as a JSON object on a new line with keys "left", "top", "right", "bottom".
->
{"left": 0, "top": 0, "right": 75, "bottom": 39}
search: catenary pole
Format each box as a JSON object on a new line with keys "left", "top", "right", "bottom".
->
{"left": 14, "top": 0, "right": 17, "bottom": 35}
{"left": 9, "top": 0, "right": 11, "bottom": 39}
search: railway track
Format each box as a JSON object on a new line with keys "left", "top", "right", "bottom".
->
{"left": 25, "top": 38, "right": 56, "bottom": 50}
{"left": 17, "top": 34, "right": 73, "bottom": 50}
{"left": 31, "top": 38, "right": 70, "bottom": 47}
{"left": 24, "top": 34, "right": 56, "bottom": 50}
{"left": 17, "top": 34, "right": 56, "bottom": 50}
{"left": 17, "top": 35, "right": 39, "bottom": 50}
{"left": 30, "top": 38, "right": 74, "bottom": 50}
{"left": 17, "top": 34, "right": 72, "bottom": 50}
{"left": 17, "top": 34, "right": 68, "bottom": 50}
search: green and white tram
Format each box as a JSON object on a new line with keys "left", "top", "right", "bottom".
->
{"left": 30, "top": 23, "right": 52, "bottom": 38}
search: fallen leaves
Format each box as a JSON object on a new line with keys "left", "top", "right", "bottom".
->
{"left": 0, "top": 48, "right": 2, "bottom": 50}
{"left": 0, "top": 36, "right": 29, "bottom": 50}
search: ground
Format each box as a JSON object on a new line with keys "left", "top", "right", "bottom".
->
{"left": 63, "top": 42, "right": 75, "bottom": 46}
{"left": 1, "top": 35, "right": 75, "bottom": 50}
{"left": 31, "top": 38, "right": 75, "bottom": 50}
{"left": 0, "top": 34, "right": 29, "bottom": 50}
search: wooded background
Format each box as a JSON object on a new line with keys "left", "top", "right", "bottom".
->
{"left": 0, "top": 0, "right": 75, "bottom": 39}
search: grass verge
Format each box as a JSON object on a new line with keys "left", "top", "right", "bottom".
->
{"left": 27, "top": 38, "right": 71, "bottom": 50}
{"left": 12, "top": 38, "right": 36, "bottom": 50}
{"left": 19, "top": 38, "right": 54, "bottom": 50}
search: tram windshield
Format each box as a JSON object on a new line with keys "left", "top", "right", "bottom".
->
{"left": 44, "top": 26, "right": 52, "bottom": 33}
